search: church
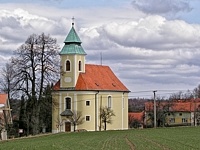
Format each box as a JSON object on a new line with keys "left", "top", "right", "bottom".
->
{"left": 52, "top": 22, "right": 130, "bottom": 133}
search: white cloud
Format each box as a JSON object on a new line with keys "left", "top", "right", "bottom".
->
{"left": 0, "top": 8, "right": 71, "bottom": 57}
{"left": 81, "top": 15, "right": 200, "bottom": 51}
{"left": 80, "top": 16, "right": 200, "bottom": 92}
{"left": 0, "top": 3, "right": 200, "bottom": 97}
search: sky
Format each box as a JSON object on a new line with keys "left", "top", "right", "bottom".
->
{"left": 1, "top": 0, "right": 200, "bottom": 98}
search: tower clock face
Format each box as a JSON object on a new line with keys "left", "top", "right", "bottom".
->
{"left": 64, "top": 77, "right": 72, "bottom": 83}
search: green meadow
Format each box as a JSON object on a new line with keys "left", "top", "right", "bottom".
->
{"left": 1, "top": 127, "right": 200, "bottom": 150}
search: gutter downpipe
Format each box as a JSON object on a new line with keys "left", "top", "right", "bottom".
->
{"left": 95, "top": 91, "right": 99, "bottom": 131}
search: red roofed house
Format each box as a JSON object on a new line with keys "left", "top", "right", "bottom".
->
{"left": 128, "top": 112, "right": 144, "bottom": 128}
{"left": 0, "top": 94, "right": 12, "bottom": 140}
{"left": 144, "top": 99, "right": 200, "bottom": 127}
{"left": 52, "top": 22, "right": 130, "bottom": 133}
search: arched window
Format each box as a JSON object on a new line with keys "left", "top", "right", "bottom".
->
{"left": 66, "top": 60, "right": 70, "bottom": 71}
{"left": 65, "top": 97, "right": 71, "bottom": 109}
{"left": 78, "top": 61, "right": 82, "bottom": 71}
{"left": 108, "top": 96, "right": 112, "bottom": 108}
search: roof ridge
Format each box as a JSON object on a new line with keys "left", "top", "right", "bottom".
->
{"left": 86, "top": 64, "right": 109, "bottom": 67}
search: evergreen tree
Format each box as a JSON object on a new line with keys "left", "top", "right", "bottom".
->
{"left": 39, "top": 84, "right": 52, "bottom": 133}
{"left": 18, "top": 96, "right": 28, "bottom": 136}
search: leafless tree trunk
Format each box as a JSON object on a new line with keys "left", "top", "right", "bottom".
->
{"left": 8, "top": 33, "right": 59, "bottom": 135}
{"left": 69, "top": 111, "right": 84, "bottom": 132}
{"left": 0, "top": 63, "right": 16, "bottom": 99}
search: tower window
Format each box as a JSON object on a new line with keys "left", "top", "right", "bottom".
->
{"left": 65, "top": 97, "right": 71, "bottom": 109}
{"left": 78, "top": 61, "right": 82, "bottom": 71}
{"left": 108, "top": 96, "right": 112, "bottom": 108}
{"left": 66, "top": 60, "right": 70, "bottom": 71}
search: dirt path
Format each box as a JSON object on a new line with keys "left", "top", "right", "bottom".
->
{"left": 125, "top": 136, "right": 135, "bottom": 150}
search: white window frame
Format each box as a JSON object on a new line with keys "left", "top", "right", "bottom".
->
{"left": 85, "top": 115, "right": 90, "bottom": 121}
{"left": 85, "top": 100, "right": 90, "bottom": 106}
{"left": 108, "top": 95, "right": 112, "bottom": 108}
{"left": 65, "top": 97, "right": 72, "bottom": 110}
{"left": 78, "top": 60, "right": 82, "bottom": 71}
{"left": 182, "top": 118, "right": 188, "bottom": 123}
{"left": 65, "top": 59, "right": 71, "bottom": 72}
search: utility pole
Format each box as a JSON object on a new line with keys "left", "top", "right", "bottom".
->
{"left": 153, "top": 90, "right": 157, "bottom": 128}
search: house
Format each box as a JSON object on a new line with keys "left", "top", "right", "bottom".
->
{"left": 144, "top": 99, "right": 200, "bottom": 127}
{"left": 0, "top": 94, "right": 12, "bottom": 140}
{"left": 128, "top": 112, "right": 144, "bottom": 128}
{"left": 52, "top": 22, "right": 130, "bottom": 133}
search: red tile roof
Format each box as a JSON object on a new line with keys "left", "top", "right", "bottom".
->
{"left": 53, "top": 80, "right": 60, "bottom": 91}
{"left": 172, "top": 102, "right": 191, "bottom": 112}
{"left": 145, "top": 99, "right": 200, "bottom": 112}
{"left": 53, "top": 64, "right": 129, "bottom": 92}
{"left": 0, "top": 94, "right": 8, "bottom": 105}
{"left": 129, "top": 112, "right": 144, "bottom": 123}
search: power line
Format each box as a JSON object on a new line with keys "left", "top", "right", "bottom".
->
{"left": 43, "top": 88, "right": 197, "bottom": 103}
{"left": 130, "top": 89, "right": 193, "bottom": 94}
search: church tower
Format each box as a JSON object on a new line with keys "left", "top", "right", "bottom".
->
{"left": 60, "top": 22, "right": 87, "bottom": 89}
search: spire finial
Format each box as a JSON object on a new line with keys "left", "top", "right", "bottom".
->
{"left": 72, "top": 16, "right": 75, "bottom": 26}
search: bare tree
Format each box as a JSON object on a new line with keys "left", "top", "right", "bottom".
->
{"left": 9, "top": 33, "right": 59, "bottom": 135}
{"left": 0, "top": 63, "right": 16, "bottom": 99}
{"left": 156, "top": 100, "right": 172, "bottom": 127}
{"left": 194, "top": 85, "right": 200, "bottom": 98}
{"left": 100, "top": 106, "right": 115, "bottom": 131}
{"left": 169, "top": 91, "right": 183, "bottom": 100}
{"left": 69, "top": 111, "right": 84, "bottom": 132}
{"left": 145, "top": 98, "right": 175, "bottom": 127}
{"left": 182, "top": 90, "right": 193, "bottom": 100}
{"left": 55, "top": 117, "right": 65, "bottom": 132}
{"left": 169, "top": 90, "right": 194, "bottom": 101}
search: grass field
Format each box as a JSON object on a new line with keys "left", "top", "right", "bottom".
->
{"left": 1, "top": 127, "right": 200, "bottom": 150}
